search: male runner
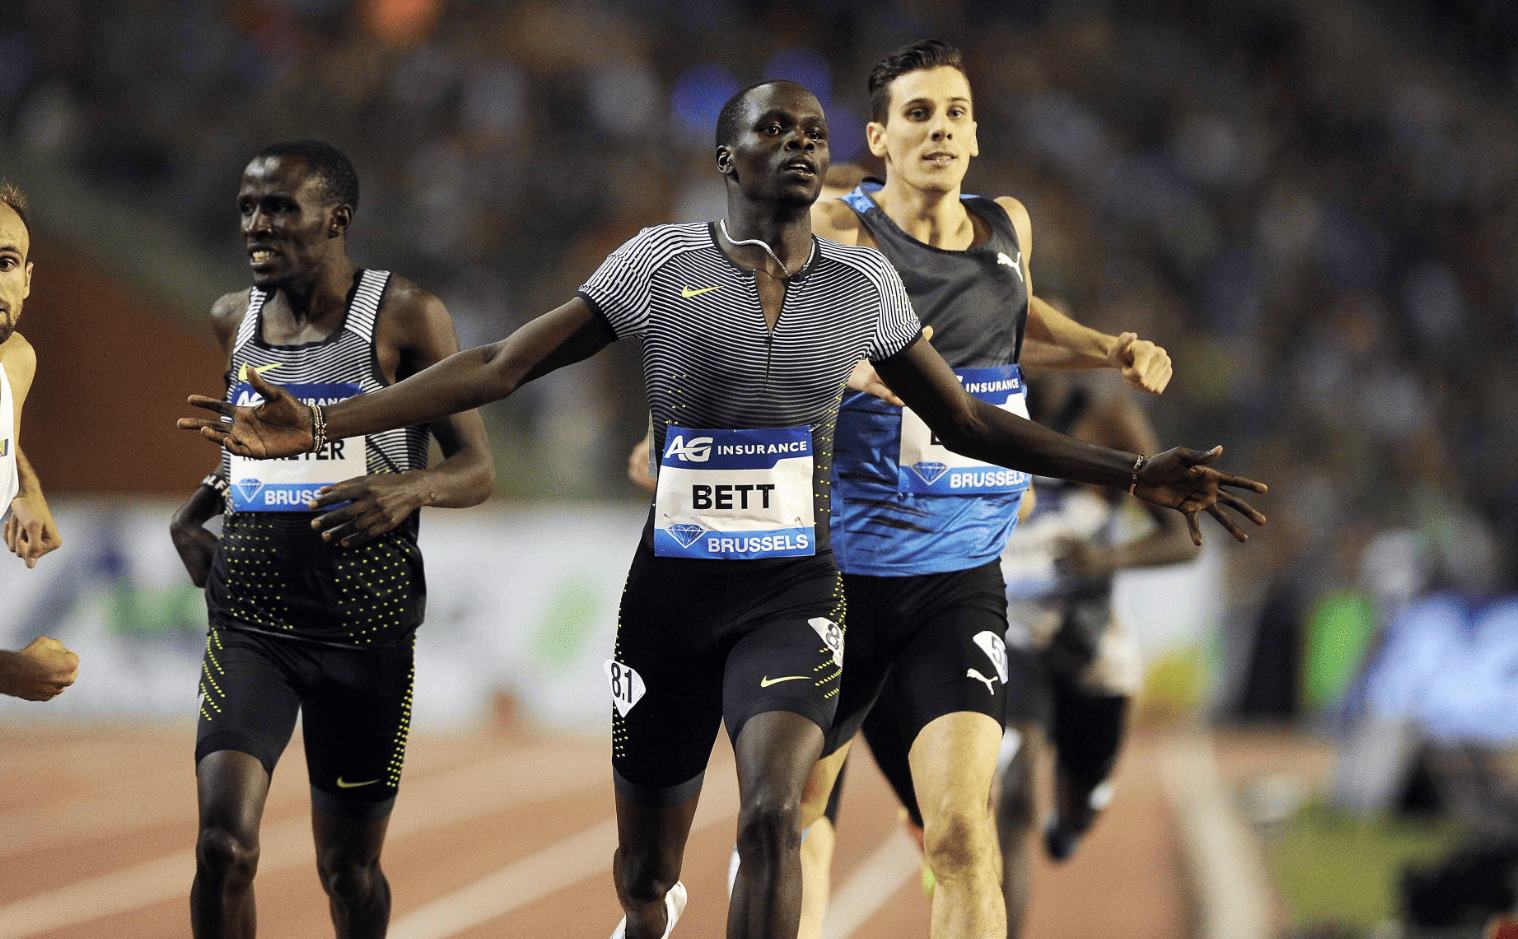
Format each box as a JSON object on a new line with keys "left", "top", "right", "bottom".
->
{"left": 179, "top": 82, "right": 1265, "bottom": 939}
{"left": 167, "top": 141, "right": 493, "bottom": 939}
{"left": 993, "top": 368, "right": 1199, "bottom": 935}
{"left": 794, "top": 40, "right": 1178, "bottom": 939}
{"left": 0, "top": 181, "right": 75, "bottom": 701}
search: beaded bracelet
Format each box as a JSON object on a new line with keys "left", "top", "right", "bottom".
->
{"left": 1128, "top": 455, "right": 1148, "bottom": 494}
{"left": 309, "top": 404, "right": 328, "bottom": 454}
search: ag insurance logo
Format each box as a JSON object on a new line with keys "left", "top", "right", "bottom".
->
{"left": 664, "top": 434, "right": 713, "bottom": 463}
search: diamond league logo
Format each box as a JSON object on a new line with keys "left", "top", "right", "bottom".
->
{"left": 669, "top": 524, "right": 706, "bottom": 548}
{"left": 909, "top": 462, "right": 949, "bottom": 485}
{"left": 235, "top": 478, "right": 264, "bottom": 502}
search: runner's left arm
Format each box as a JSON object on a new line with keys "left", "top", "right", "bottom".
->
{"left": 875, "top": 339, "right": 1265, "bottom": 545}
{"left": 0, "top": 335, "right": 61, "bottom": 568}
{"left": 307, "top": 282, "right": 497, "bottom": 547}
{"left": 180, "top": 298, "right": 611, "bottom": 461}
{"left": 6, "top": 446, "right": 61, "bottom": 568}
{"left": 1021, "top": 297, "right": 1172, "bottom": 395}
{"left": 994, "top": 196, "right": 1170, "bottom": 394}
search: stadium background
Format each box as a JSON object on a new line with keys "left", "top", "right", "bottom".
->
{"left": 2, "top": 0, "right": 1517, "bottom": 935}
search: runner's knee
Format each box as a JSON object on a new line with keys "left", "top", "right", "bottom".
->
{"left": 736, "top": 787, "right": 803, "bottom": 863}
{"left": 922, "top": 802, "right": 994, "bottom": 877}
{"left": 614, "top": 845, "right": 681, "bottom": 905}
{"left": 196, "top": 823, "right": 260, "bottom": 888}
{"left": 318, "top": 853, "right": 385, "bottom": 903}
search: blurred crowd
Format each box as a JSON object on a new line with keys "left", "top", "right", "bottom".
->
{"left": 2, "top": 0, "right": 1516, "bottom": 671}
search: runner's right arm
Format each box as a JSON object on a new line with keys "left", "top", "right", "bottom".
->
{"left": 180, "top": 297, "right": 611, "bottom": 457}
{"left": 170, "top": 292, "right": 245, "bottom": 587}
{"left": 0, "top": 636, "right": 79, "bottom": 701}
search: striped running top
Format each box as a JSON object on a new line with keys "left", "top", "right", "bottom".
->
{"left": 579, "top": 222, "right": 923, "bottom": 557}
{"left": 206, "top": 269, "right": 433, "bottom": 648}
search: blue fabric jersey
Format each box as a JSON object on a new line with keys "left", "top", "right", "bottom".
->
{"left": 831, "top": 181, "right": 1032, "bottom": 577}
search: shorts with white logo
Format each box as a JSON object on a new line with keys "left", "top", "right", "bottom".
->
{"left": 609, "top": 541, "right": 845, "bottom": 807}
{"left": 823, "top": 560, "right": 1009, "bottom": 755}
{"left": 195, "top": 627, "right": 414, "bottom": 821}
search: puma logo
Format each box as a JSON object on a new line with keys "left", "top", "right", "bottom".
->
{"left": 967, "top": 668, "right": 998, "bottom": 695}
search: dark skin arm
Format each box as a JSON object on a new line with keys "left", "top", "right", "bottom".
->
{"left": 181, "top": 299, "right": 1261, "bottom": 544}
{"left": 180, "top": 297, "right": 611, "bottom": 456}
{"left": 874, "top": 339, "right": 1266, "bottom": 545}
{"left": 1057, "top": 393, "right": 1201, "bottom": 578}
{"left": 169, "top": 291, "right": 244, "bottom": 587}
{"left": 306, "top": 277, "right": 495, "bottom": 547}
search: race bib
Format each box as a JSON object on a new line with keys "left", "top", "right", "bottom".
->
{"left": 898, "top": 364, "right": 1031, "bottom": 495}
{"left": 228, "top": 380, "right": 367, "bottom": 512}
{"left": 653, "top": 425, "right": 815, "bottom": 559}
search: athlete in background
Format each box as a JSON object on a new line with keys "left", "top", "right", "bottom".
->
{"left": 0, "top": 180, "right": 76, "bottom": 702}
{"left": 796, "top": 40, "right": 1174, "bottom": 939}
{"left": 169, "top": 141, "right": 493, "bottom": 939}
{"left": 180, "top": 83, "right": 1265, "bottom": 939}
{"left": 993, "top": 367, "right": 1198, "bottom": 936}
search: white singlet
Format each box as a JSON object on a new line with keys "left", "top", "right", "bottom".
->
{"left": 0, "top": 362, "right": 17, "bottom": 509}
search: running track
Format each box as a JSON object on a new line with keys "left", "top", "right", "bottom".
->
{"left": 0, "top": 723, "right": 1189, "bottom": 938}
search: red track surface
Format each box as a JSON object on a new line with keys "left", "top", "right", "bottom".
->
{"left": 0, "top": 723, "right": 1185, "bottom": 938}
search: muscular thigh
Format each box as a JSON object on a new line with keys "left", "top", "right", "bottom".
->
{"left": 195, "top": 627, "right": 307, "bottom": 775}
{"left": 720, "top": 558, "right": 846, "bottom": 744}
{"left": 301, "top": 640, "right": 415, "bottom": 821}
{"left": 607, "top": 546, "right": 729, "bottom": 805}
{"left": 888, "top": 561, "right": 1012, "bottom": 744}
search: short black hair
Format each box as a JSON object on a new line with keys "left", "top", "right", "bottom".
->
{"left": 253, "top": 140, "right": 360, "bottom": 213}
{"left": 867, "top": 39, "right": 968, "bottom": 124}
{"left": 715, "top": 79, "right": 808, "bottom": 149}
{"left": 0, "top": 180, "right": 31, "bottom": 245}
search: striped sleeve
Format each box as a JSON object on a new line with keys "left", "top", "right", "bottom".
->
{"left": 577, "top": 226, "right": 662, "bottom": 340}
{"left": 863, "top": 253, "right": 924, "bottom": 363}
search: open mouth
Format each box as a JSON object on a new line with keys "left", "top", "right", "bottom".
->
{"left": 782, "top": 159, "right": 817, "bottom": 178}
{"left": 923, "top": 152, "right": 956, "bottom": 168}
{"left": 248, "top": 247, "right": 279, "bottom": 265}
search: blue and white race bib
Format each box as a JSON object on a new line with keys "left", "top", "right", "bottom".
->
{"left": 653, "top": 425, "right": 815, "bottom": 559}
{"left": 228, "top": 381, "right": 367, "bottom": 512}
{"left": 898, "top": 364, "right": 1031, "bottom": 495}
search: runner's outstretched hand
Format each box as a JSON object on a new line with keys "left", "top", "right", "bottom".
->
{"left": 177, "top": 367, "right": 314, "bottom": 458}
{"left": 1132, "top": 446, "right": 1266, "bottom": 545}
{"left": 1106, "top": 332, "right": 1172, "bottom": 395}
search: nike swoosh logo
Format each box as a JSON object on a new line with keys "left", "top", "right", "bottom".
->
{"left": 681, "top": 285, "right": 721, "bottom": 299}
{"left": 336, "top": 776, "right": 381, "bottom": 789}
{"left": 237, "top": 362, "right": 281, "bottom": 381}
{"left": 760, "top": 675, "right": 808, "bottom": 688}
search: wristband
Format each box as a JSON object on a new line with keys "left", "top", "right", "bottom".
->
{"left": 309, "top": 404, "right": 328, "bottom": 454}
{"left": 201, "top": 474, "right": 229, "bottom": 496}
{"left": 1129, "top": 455, "right": 1147, "bottom": 494}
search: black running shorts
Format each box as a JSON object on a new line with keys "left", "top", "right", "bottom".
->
{"left": 609, "top": 542, "right": 845, "bottom": 807}
{"left": 824, "top": 560, "right": 1010, "bottom": 755}
{"left": 195, "top": 627, "right": 414, "bottom": 821}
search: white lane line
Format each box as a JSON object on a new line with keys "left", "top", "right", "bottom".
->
{"left": 822, "top": 829, "right": 925, "bottom": 939}
{"left": 388, "top": 818, "right": 619, "bottom": 939}
{"left": 389, "top": 765, "right": 742, "bottom": 939}
{"left": 1157, "top": 732, "right": 1273, "bottom": 939}
{"left": 0, "top": 745, "right": 607, "bottom": 939}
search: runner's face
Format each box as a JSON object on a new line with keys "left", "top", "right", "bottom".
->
{"left": 0, "top": 204, "right": 32, "bottom": 347}
{"left": 721, "top": 83, "right": 830, "bottom": 208}
{"left": 238, "top": 156, "right": 345, "bottom": 289}
{"left": 868, "top": 66, "right": 978, "bottom": 193}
